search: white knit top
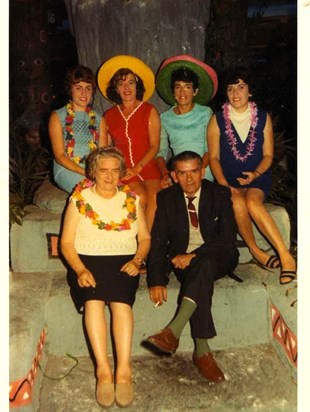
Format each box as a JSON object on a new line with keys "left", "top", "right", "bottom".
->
{"left": 229, "top": 104, "right": 251, "bottom": 142}
{"left": 71, "top": 187, "right": 140, "bottom": 256}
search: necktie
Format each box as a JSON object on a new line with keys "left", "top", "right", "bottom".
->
{"left": 186, "top": 196, "right": 198, "bottom": 228}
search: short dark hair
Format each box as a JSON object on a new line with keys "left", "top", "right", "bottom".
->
{"left": 171, "top": 151, "right": 203, "bottom": 170}
{"left": 221, "top": 66, "right": 253, "bottom": 95}
{"left": 65, "top": 65, "right": 96, "bottom": 98}
{"left": 85, "top": 147, "right": 126, "bottom": 181}
{"left": 171, "top": 68, "right": 199, "bottom": 92}
{"left": 106, "top": 68, "right": 145, "bottom": 104}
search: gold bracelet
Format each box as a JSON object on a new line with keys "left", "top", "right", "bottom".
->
{"left": 254, "top": 169, "right": 262, "bottom": 176}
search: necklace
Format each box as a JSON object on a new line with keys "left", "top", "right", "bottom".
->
{"left": 65, "top": 102, "right": 99, "bottom": 165}
{"left": 223, "top": 102, "right": 258, "bottom": 162}
{"left": 72, "top": 178, "right": 137, "bottom": 231}
{"left": 117, "top": 101, "right": 144, "bottom": 181}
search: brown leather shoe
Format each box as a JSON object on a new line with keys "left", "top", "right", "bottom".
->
{"left": 193, "top": 352, "right": 225, "bottom": 383}
{"left": 147, "top": 328, "right": 179, "bottom": 354}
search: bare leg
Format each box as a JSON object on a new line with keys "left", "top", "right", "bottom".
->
{"left": 110, "top": 302, "right": 134, "bottom": 384}
{"left": 144, "top": 179, "right": 161, "bottom": 231}
{"left": 231, "top": 188, "right": 271, "bottom": 265}
{"left": 128, "top": 181, "right": 147, "bottom": 213}
{"left": 245, "top": 188, "right": 296, "bottom": 282}
{"left": 128, "top": 179, "right": 161, "bottom": 231}
{"left": 84, "top": 300, "right": 113, "bottom": 384}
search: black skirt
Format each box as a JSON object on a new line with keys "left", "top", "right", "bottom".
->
{"left": 67, "top": 254, "right": 139, "bottom": 313}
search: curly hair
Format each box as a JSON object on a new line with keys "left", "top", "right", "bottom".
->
{"left": 221, "top": 66, "right": 254, "bottom": 95}
{"left": 65, "top": 65, "right": 96, "bottom": 98}
{"left": 170, "top": 68, "right": 199, "bottom": 92}
{"left": 106, "top": 68, "right": 145, "bottom": 104}
{"left": 85, "top": 147, "right": 126, "bottom": 181}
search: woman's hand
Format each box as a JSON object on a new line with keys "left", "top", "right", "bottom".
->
{"left": 77, "top": 269, "right": 96, "bottom": 288}
{"left": 160, "top": 172, "right": 173, "bottom": 189}
{"left": 123, "top": 164, "right": 142, "bottom": 180}
{"left": 236, "top": 171, "right": 257, "bottom": 185}
{"left": 121, "top": 259, "right": 140, "bottom": 276}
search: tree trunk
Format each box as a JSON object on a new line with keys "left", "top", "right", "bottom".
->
{"left": 205, "top": 0, "right": 248, "bottom": 72}
{"left": 64, "top": 0, "right": 211, "bottom": 113}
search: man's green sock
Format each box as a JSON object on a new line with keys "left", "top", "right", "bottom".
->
{"left": 194, "top": 338, "right": 211, "bottom": 357}
{"left": 168, "top": 297, "right": 197, "bottom": 338}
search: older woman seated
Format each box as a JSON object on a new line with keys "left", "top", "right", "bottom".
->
{"left": 60, "top": 147, "right": 150, "bottom": 408}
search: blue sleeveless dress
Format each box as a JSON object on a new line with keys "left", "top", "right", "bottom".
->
{"left": 53, "top": 105, "right": 100, "bottom": 193}
{"left": 215, "top": 105, "right": 272, "bottom": 198}
{"left": 158, "top": 103, "right": 214, "bottom": 181}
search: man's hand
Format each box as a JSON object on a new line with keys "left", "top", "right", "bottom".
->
{"left": 171, "top": 253, "right": 195, "bottom": 269}
{"left": 149, "top": 286, "right": 167, "bottom": 306}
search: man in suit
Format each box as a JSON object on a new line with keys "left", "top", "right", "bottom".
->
{"left": 146, "top": 150, "right": 239, "bottom": 382}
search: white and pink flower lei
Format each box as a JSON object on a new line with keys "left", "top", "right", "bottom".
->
{"left": 223, "top": 102, "right": 258, "bottom": 162}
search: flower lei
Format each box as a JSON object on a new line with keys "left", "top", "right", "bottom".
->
{"left": 72, "top": 178, "right": 137, "bottom": 231}
{"left": 65, "top": 102, "right": 99, "bottom": 165}
{"left": 223, "top": 102, "right": 258, "bottom": 162}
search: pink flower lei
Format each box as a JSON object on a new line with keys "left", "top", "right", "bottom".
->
{"left": 223, "top": 102, "right": 258, "bottom": 162}
{"left": 65, "top": 102, "right": 99, "bottom": 165}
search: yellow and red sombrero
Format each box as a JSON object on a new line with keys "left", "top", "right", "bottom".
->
{"left": 156, "top": 55, "right": 218, "bottom": 106}
{"left": 97, "top": 55, "right": 155, "bottom": 102}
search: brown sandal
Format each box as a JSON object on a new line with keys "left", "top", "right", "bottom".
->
{"left": 251, "top": 255, "right": 280, "bottom": 271}
{"left": 279, "top": 270, "right": 297, "bottom": 285}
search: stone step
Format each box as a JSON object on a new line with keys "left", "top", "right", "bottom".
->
{"left": 9, "top": 263, "right": 297, "bottom": 410}
{"left": 45, "top": 269, "right": 270, "bottom": 358}
{"left": 38, "top": 344, "right": 297, "bottom": 411}
{"left": 10, "top": 203, "right": 291, "bottom": 272}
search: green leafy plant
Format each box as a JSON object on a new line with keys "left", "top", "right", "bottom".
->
{"left": 268, "top": 124, "right": 297, "bottom": 249}
{"left": 9, "top": 120, "right": 52, "bottom": 228}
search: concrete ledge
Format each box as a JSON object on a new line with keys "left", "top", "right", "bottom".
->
{"left": 10, "top": 203, "right": 291, "bottom": 272}
{"left": 45, "top": 272, "right": 270, "bottom": 358}
{"left": 9, "top": 273, "right": 53, "bottom": 412}
{"left": 10, "top": 206, "right": 66, "bottom": 272}
{"left": 11, "top": 269, "right": 271, "bottom": 380}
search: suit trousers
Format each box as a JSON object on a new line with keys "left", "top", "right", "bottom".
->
{"left": 174, "top": 253, "right": 238, "bottom": 339}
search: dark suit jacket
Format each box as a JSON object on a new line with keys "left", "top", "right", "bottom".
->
{"left": 147, "top": 179, "right": 239, "bottom": 288}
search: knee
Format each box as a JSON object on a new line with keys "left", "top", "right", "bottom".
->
{"left": 246, "top": 198, "right": 262, "bottom": 217}
{"left": 195, "top": 258, "right": 218, "bottom": 278}
{"left": 232, "top": 197, "right": 248, "bottom": 217}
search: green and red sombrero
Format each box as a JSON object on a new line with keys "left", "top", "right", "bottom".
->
{"left": 156, "top": 55, "right": 218, "bottom": 106}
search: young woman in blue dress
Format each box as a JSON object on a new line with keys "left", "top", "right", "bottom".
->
{"left": 49, "top": 65, "right": 105, "bottom": 193}
{"left": 207, "top": 67, "right": 296, "bottom": 284}
{"left": 155, "top": 55, "right": 218, "bottom": 188}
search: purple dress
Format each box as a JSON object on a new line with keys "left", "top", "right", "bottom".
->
{"left": 215, "top": 105, "right": 272, "bottom": 198}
